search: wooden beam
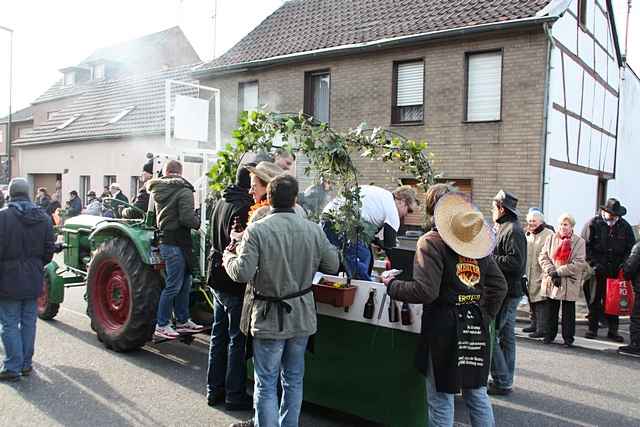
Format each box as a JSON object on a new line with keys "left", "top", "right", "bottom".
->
{"left": 553, "top": 102, "right": 616, "bottom": 139}
{"left": 550, "top": 158, "right": 613, "bottom": 179}
{"left": 554, "top": 38, "right": 618, "bottom": 97}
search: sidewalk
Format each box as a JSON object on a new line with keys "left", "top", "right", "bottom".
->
{"left": 516, "top": 299, "right": 630, "bottom": 326}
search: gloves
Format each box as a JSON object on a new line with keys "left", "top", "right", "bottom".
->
{"left": 550, "top": 271, "right": 560, "bottom": 279}
{"left": 550, "top": 271, "right": 561, "bottom": 287}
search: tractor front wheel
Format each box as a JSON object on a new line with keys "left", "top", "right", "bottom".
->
{"left": 37, "top": 275, "right": 60, "bottom": 320}
{"left": 87, "top": 237, "right": 161, "bottom": 352}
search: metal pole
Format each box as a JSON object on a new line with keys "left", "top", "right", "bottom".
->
{"left": 624, "top": 0, "right": 633, "bottom": 63}
{"left": 0, "top": 25, "right": 13, "bottom": 181}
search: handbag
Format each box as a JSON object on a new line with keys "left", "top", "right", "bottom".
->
{"left": 604, "top": 271, "right": 636, "bottom": 316}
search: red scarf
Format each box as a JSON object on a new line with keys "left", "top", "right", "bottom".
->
{"left": 553, "top": 234, "right": 572, "bottom": 265}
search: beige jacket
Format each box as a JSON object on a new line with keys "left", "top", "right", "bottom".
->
{"left": 526, "top": 227, "right": 554, "bottom": 302}
{"left": 538, "top": 233, "right": 587, "bottom": 301}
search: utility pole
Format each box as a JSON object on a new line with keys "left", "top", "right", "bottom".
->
{"left": 211, "top": 0, "right": 218, "bottom": 59}
{"left": 0, "top": 25, "right": 13, "bottom": 181}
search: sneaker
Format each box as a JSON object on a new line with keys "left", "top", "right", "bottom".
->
{"left": 0, "top": 370, "right": 21, "bottom": 382}
{"left": 618, "top": 344, "right": 640, "bottom": 356}
{"left": 229, "top": 419, "right": 255, "bottom": 427}
{"left": 607, "top": 332, "right": 625, "bottom": 343}
{"left": 155, "top": 324, "right": 180, "bottom": 340}
{"left": 522, "top": 325, "right": 536, "bottom": 333}
{"left": 176, "top": 319, "right": 205, "bottom": 334}
{"left": 487, "top": 383, "right": 512, "bottom": 396}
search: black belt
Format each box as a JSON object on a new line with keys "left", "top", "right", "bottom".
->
{"left": 253, "top": 286, "right": 314, "bottom": 332}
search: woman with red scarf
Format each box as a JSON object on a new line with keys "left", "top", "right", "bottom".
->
{"left": 539, "top": 213, "right": 587, "bottom": 346}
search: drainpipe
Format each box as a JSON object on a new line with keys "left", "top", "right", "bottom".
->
{"left": 539, "top": 22, "right": 555, "bottom": 213}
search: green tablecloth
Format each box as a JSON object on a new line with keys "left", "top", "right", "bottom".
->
{"left": 303, "top": 315, "right": 426, "bottom": 426}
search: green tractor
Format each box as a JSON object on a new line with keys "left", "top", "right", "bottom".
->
{"left": 38, "top": 200, "right": 214, "bottom": 352}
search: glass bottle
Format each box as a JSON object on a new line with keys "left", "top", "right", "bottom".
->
{"left": 401, "top": 302, "right": 412, "bottom": 325}
{"left": 363, "top": 289, "right": 376, "bottom": 319}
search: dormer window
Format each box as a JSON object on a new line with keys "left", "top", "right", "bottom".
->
{"left": 93, "top": 64, "right": 105, "bottom": 80}
{"left": 107, "top": 106, "right": 135, "bottom": 125}
{"left": 56, "top": 114, "right": 81, "bottom": 130}
{"left": 64, "top": 72, "right": 75, "bottom": 86}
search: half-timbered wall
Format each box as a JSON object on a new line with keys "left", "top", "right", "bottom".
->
{"left": 544, "top": 0, "right": 620, "bottom": 228}
{"left": 608, "top": 66, "right": 640, "bottom": 227}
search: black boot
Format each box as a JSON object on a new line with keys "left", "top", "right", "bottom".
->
{"left": 523, "top": 325, "right": 536, "bottom": 333}
{"left": 619, "top": 341, "right": 640, "bottom": 356}
{"left": 607, "top": 332, "right": 625, "bottom": 343}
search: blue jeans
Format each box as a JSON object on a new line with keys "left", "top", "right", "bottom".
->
{"left": 157, "top": 244, "right": 192, "bottom": 327}
{"left": 322, "top": 222, "right": 371, "bottom": 280}
{"left": 490, "top": 296, "right": 520, "bottom": 389}
{"left": 207, "top": 290, "right": 247, "bottom": 403}
{"left": 253, "top": 336, "right": 309, "bottom": 427}
{"left": 426, "top": 355, "right": 495, "bottom": 427}
{"left": 0, "top": 299, "right": 38, "bottom": 374}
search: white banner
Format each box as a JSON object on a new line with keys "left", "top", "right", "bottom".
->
{"left": 174, "top": 95, "right": 209, "bottom": 143}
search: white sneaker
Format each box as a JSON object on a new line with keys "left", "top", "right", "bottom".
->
{"left": 155, "top": 324, "right": 179, "bottom": 340}
{"left": 176, "top": 319, "right": 205, "bottom": 334}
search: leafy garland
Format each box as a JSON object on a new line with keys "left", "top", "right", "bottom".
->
{"left": 209, "top": 111, "right": 436, "bottom": 270}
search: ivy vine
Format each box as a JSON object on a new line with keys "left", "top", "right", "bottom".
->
{"left": 209, "top": 111, "right": 436, "bottom": 269}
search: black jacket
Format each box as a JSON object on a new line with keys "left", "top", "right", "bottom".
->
{"left": 68, "top": 196, "right": 82, "bottom": 217}
{"left": 0, "top": 198, "right": 56, "bottom": 299}
{"left": 623, "top": 241, "right": 640, "bottom": 291}
{"left": 122, "top": 188, "right": 150, "bottom": 219}
{"left": 208, "top": 185, "right": 252, "bottom": 296}
{"left": 582, "top": 215, "right": 636, "bottom": 278}
{"left": 37, "top": 195, "right": 52, "bottom": 214}
{"left": 493, "top": 213, "right": 527, "bottom": 298}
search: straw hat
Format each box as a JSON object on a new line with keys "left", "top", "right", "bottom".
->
{"left": 434, "top": 192, "right": 496, "bottom": 260}
{"left": 246, "top": 161, "right": 285, "bottom": 183}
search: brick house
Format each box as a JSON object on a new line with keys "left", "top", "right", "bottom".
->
{"left": 12, "top": 27, "right": 202, "bottom": 203}
{"left": 193, "top": 0, "right": 628, "bottom": 227}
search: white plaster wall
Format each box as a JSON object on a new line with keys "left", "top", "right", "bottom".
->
{"left": 546, "top": 165, "right": 598, "bottom": 229}
{"left": 16, "top": 136, "right": 207, "bottom": 205}
{"left": 608, "top": 66, "right": 640, "bottom": 227}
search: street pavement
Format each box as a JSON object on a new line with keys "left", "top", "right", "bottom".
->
{"left": 1, "top": 286, "right": 639, "bottom": 427}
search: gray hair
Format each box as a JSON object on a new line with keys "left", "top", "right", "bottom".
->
{"left": 526, "top": 210, "right": 545, "bottom": 222}
{"left": 558, "top": 212, "right": 576, "bottom": 227}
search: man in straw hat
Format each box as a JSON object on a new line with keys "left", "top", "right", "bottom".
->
{"left": 488, "top": 189, "right": 526, "bottom": 396}
{"left": 383, "top": 191, "right": 507, "bottom": 426}
{"left": 581, "top": 197, "right": 635, "bottom": 342}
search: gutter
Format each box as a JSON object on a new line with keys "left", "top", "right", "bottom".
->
{"left": 12, "top": 130, "right": 163, "bottom": 147}
{"left": 193, "top": 15, "right": 558, "bottom": 79}
{"left": 540, "top": 22, "right": 556, "bottom": 213}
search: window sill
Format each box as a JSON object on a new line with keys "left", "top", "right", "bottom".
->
{"left": 462, "top": 120, "right": 502, "bottom": 124}
{"left": 390, "top": 122, "right": 424, "bottom": 127}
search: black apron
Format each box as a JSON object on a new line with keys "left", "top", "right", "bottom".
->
{"left": 415, "top": 248, "right": 491, "bottom": 393}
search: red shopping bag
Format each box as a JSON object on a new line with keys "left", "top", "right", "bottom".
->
{"left": 605, "top": 272, "right": 636, "bottom": 316}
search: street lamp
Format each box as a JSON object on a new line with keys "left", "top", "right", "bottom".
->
{"left": 0, "top": 25, "right": 13, "bottom": 181}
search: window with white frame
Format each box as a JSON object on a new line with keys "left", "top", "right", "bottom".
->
{"left": 466, "top": 51, "right": 502, "bottom": 122}
{"left": 64, "top": 72, "right": 75, "bottom": 86}
{"left": 79, "top": 176, "right": 90, "bottom": 206}
{"left": 392, "top": 60, "right": 425, "bottom": 124}
{"left": 238, "top": 81, "right": 259, "bottom": 113}
{"left": 93, "top": 63, "right": 106, "bottom": 80}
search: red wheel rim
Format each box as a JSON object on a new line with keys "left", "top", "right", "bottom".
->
{"left": 37, "top": 277, "right": 49, "bottom": 314}
{"left": 93, "top": 259, "right": 131, "bottom": 332}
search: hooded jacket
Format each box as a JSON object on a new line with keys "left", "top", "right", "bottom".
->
{"left": 0, "top": 197, "right": 56, "bottom": 299}
{"left": 147, "top": 176, "right": 199, "bottom": 247}
{"left": 208, "top": 185, "right": 253, "bottom": 296}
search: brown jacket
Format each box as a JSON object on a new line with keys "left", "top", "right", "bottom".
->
{"left": 388, "top": 231, "right": 507, "bottom": 320}
{"left": 526, "top": 227, "right": 554, "bottom": 303}
{"left": 538, "top": 232, "right": 587, "bottom": 301}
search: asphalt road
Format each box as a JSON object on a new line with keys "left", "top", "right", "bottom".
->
{"left": 1, "top": 286, "right": 639, "bottom": 427}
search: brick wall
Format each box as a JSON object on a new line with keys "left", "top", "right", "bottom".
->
{"left": 201, "top": 28, "right": 549, "bottom": 218}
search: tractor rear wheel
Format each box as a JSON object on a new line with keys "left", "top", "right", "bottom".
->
{"left": 87, "top": 237, "right": 161, "bottom": 352}
{"left": 37, "top": 275, "right": 60, "bottom": 320}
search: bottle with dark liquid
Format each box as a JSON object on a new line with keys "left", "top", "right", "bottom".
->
{"left": 388, "top": 300, "right": 399, "bottom": 323}
{"left": 225, "top": 216, "right": 244, "bottom": 253}
{"left": 363, "top": 289, "right": 376, "bottom": 319}
{"left": 401, "top": 302, "right": 412, "bottom": 325}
